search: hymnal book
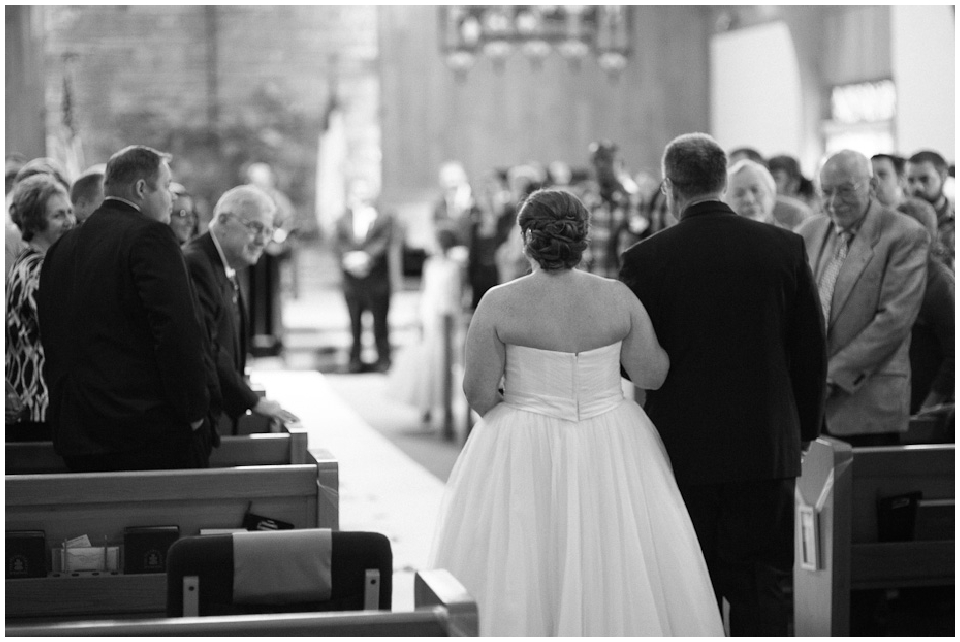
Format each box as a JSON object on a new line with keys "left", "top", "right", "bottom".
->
{"left": 123, "top": 526, "right": 179, "bottom": 574}
{"left": 6, "top": 530, "right": 46, "bottom": 579}
{"left": 876, "top": 491, "right": 921, "bottom": 542}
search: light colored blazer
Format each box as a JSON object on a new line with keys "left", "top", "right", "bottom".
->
{"left": 797, "top": 200, "right": 929, "bottom": 435}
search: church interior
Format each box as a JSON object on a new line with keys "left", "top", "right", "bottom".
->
{"left": 4, "top": 5, "right": 955, "bottom": 637}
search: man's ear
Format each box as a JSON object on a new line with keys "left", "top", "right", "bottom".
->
{"left": 133, "top": 178, "right": 147, "bottom": 200}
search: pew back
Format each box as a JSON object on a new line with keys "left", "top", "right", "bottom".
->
{"left": 5, "top": 422, "right": 309, "bottom": 474}
{"left": 5, "top": 449, "right": 338, "bottom": 622}
{"left": 5, "top": 569, "right": 480, "bottom": 637}
{"left": 793, "top": 437, "right": 955, "bottom": 636}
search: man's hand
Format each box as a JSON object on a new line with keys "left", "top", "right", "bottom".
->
{"left": 190, "top": 419, "right": 204, "bottom": 431}
{"left": 254, "top": 397, "right": 300, "bottom": 425}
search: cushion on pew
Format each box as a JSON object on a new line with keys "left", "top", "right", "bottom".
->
{"left": 166, "top": 530, "right": 391, "bottom": 616}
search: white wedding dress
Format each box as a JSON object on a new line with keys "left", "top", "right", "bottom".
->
{"left": 429, "top": 342, "right": 725, "bottom": 636}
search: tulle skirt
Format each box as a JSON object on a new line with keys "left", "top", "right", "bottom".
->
{"left": 428, "top": 399, "right": 725, "bottom": 636}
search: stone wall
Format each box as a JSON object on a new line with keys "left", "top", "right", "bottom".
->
{"left": 40, "top": 5, "right": 380, "bottom": 233}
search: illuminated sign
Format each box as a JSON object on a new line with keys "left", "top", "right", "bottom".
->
{"left": 830, "top": 79, "right": 896, "bottom": 124}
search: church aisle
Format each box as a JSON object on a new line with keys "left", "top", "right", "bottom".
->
{"left": 250, "top": 369, "right": 448, "bottom": 612}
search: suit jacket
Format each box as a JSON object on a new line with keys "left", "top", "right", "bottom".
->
{"left": 38, "top": 199, "right": 210, "bottom": 457}
{"left": 797, "top": 201, "right": 929, "bottom": 435}
{"left": 333, "top": 206, "right": 395, "bottom": 289}
{"left": 619, "top": 200, "right": 826, "bottom": 486}
{"left": 183, "top": 232, "right": 259, "bottom": 421}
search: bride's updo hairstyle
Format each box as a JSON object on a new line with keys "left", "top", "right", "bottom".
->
{"left": 517, "top": 189, "right": 589, "bottom": 270}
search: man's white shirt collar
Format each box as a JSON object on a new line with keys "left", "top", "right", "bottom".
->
{"left": 210, "top": 229, "right": 236, "bottom": 279}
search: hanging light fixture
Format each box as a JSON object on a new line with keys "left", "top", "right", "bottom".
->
{"left": 438, "top": 5, "right": 633, "bottom": 79}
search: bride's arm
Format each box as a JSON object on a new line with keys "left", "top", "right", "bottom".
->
{"left": 462, "top": 296, "right": 506, "bottom": 416}
{"left": 618, "top": 283, "right": 669, "bottom": 390}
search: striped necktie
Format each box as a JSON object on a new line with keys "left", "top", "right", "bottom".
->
{"left": 817, "top": 230, "right": 851, "bottom": 325}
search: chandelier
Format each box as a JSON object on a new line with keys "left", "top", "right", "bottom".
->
{"left": 438, "top": 6, "right": 632, "bottom": 79}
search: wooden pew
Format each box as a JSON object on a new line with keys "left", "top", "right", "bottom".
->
{"left": 5, "top": 448, "right": 338, "bottom": 623}
{"left": 793, "top": 437, "right": 955, "bottom": 636}
{"left": 4, "top": 569, "right": 479, "bottom": 637}
{"left": 5, "top": 421, "right": 310, "bottom": 474}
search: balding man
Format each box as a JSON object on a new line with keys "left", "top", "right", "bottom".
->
{"left": 182, "top": 185, "right": 298, "bottom": 433}
{"left": 798, "top": 150, "right": 929, "bottom": 446}
{"left": 39, "top": 145, "right": 211, "bottom": 471}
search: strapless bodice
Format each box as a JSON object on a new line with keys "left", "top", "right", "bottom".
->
{"left": 501, "top": 342, "right": 624, "bottom": 422}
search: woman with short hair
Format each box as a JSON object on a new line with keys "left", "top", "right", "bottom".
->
{"left": 6, "top": 174, "right": 76, "bottom": 441}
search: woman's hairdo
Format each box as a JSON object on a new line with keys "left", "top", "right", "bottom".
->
{"left": 9, "top": 174, "right": 68, "bottom": 242}
{"left": 517, "top": 189, "right": 589, "bottom": 270}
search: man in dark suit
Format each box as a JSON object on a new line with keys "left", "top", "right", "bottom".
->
{"left": 619, "top": 133, "right": 826, "bottom": 636}
{"left": 182, "top": 185, "right": 298, "bottom": 432}
{"left": 39, "top": 145, "right": 212, "bottom": 471}
{"left": 334, "top": 179, "right": 396, "bottom": 373}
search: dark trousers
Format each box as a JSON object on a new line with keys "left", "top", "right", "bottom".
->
{"left": 343, "top": 277, "right": 391, "bottom": 364}
{"left": 679, "top": 478, "right": 795, "bottom": 637}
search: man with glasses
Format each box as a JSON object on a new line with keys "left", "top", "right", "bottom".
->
{"left": 620, "top": 132, "right": 826, "bottom": 636}
{"left": 798, "top": 150, "right": 929, "bottom": 448}
{"left": 182, "top": 185, "right": 298, "bottom": 434}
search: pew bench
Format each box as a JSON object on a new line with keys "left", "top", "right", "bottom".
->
{"left": 793, "top": 437, "right": 955, "bottom": 636}
{"left": 6, "top": 421, "right": 309, "bottom": 474}
{"left": 5, "top": 448, "right": 338, "bottom": 623}
{"left": 4, "top": 569, "right": 479, "bottom": 636}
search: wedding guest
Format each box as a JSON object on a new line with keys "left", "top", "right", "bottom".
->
{"left": 386, "top": 223, "right": 464, "bottom": 425}
{"left": 6, "top": 157, "right": 70, "bottom": 277}
{"left": 182, "top": 185, "right": 299, "bottom": 433}
{"left": 38, "top": 145, "right": 212, "bottom": 471}
{"left": 333, "top": 179, "right": 396, "bottom": 373}
{"left": 870, "top": 153, "right": 907, "bottom": 208}
{"left": 906, "top": 150, "right": 954, "bottom": 271}
{"left": 169, "top": 182, "right": 199, "bottom": 244}
{"left": 797, "top": 150, "right": 928, "bottom": 446}
{"left": 431, "top": 188, "right": 723, "bottom": 635}
{"left": 6, "top": 175, "right": 76, "bottom": 441}
{"left": 581, "top": 140, "right": 637, "bottom": 277}
{"left": 725, "top": 159, "right": 779, "bottom": 225}
{"left": 70, "top": 166, "right": 105, "bottom": 226}
{"left": 895, "top": 197, "right": 954, "bottom": 415}
{"left": 466, "top": 171, "right": 513, "bottom": 308}
{"left": 620, "top": 132, "right": 826, "bottom": 636}
{"left": 433, "top": 160, "right": 474, "bottom": 248}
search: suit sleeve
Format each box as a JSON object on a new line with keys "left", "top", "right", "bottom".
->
{"left": 362, "top": 213, "right": 395, "bottom": 260}
{"left": 788, "top": 235, "right": 827, "bottom": 442}
{"left": 130, "top": 224, "right": 209, "bottom": 423}
{"left": 184, "top": 251, "right": 258, "bottom": 420}
{"left": 829, "top": 223, "right": 929, "bottom": 392}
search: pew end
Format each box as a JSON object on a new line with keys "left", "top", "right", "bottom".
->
{"left": 793, "top": 436, "right": 955, "bottom": 636}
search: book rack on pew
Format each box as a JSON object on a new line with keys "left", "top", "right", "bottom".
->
{"left": 5, "top": 422, "right": 337, "bottom": 623}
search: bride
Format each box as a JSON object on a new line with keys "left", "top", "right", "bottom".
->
{"left": 428, "top": 189, "right": 724, "bottom": 636}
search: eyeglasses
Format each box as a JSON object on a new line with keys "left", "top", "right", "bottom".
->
{"left": 222, "top": 212, "right": 275, "bottom": 240}
{"left": 173, "top": 209, "right": 196, "bottom": 220}
{"left": 819, "top": 179, "right": 868, "bottom": 202}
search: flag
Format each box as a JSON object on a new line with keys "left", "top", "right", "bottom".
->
{"left": 54, "top": 55, "right": 84, "bottom": 181}
{"left": 315, "top": 81, "right": 347, "bottom": 238}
